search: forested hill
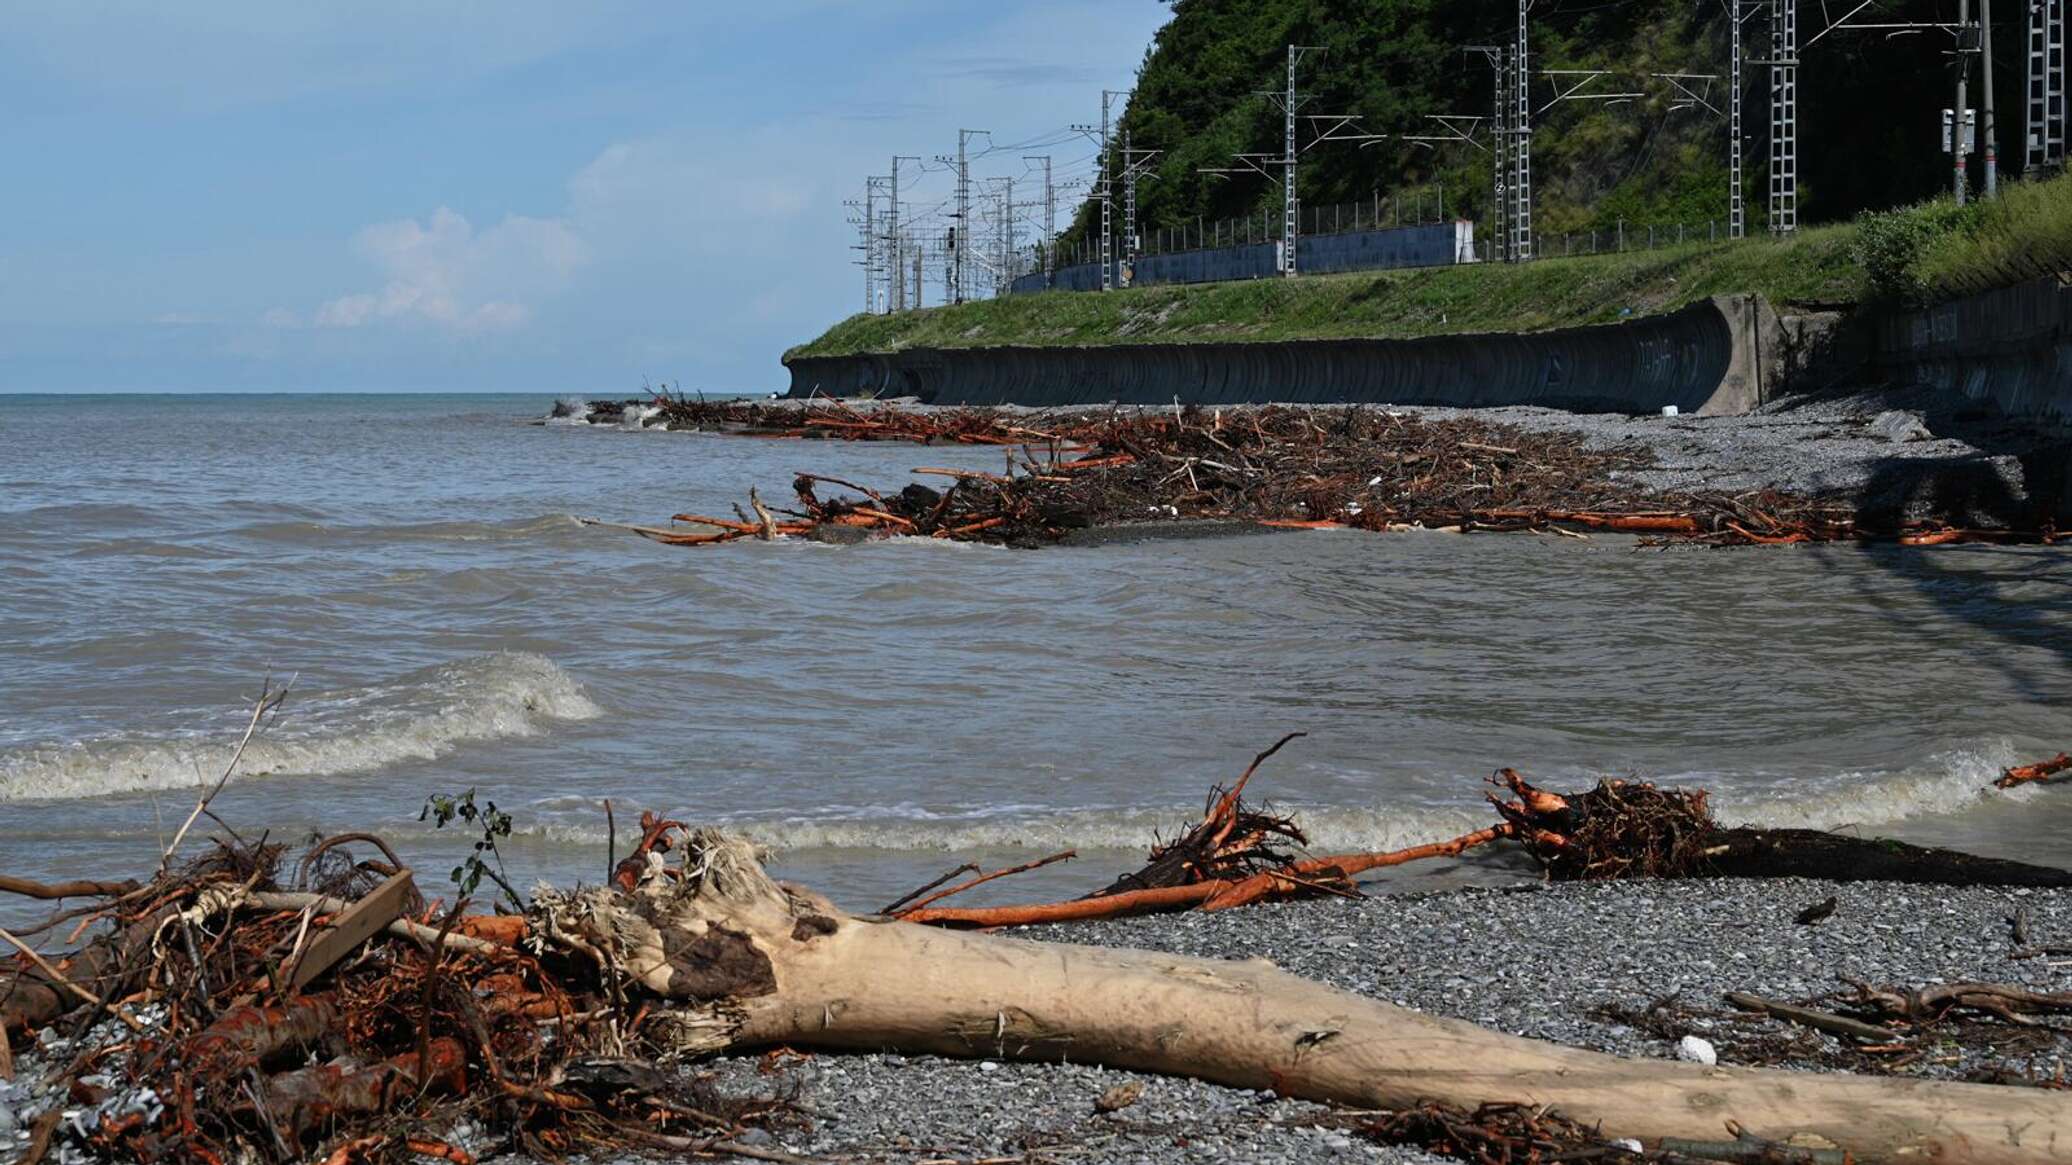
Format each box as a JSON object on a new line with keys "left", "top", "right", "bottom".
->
{"left": 1071, "top": 0, "right": 2008, "bottom": 249}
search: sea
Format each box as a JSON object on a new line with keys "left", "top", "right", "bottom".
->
{"left": 3, "top": 392, "right": 2070, "bottom": 921}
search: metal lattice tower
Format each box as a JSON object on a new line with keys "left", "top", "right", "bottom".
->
{"left": 2029, "top": 0, "right": 2066, "bottom": 174}
{"left": 1730, "top": 0, "right": 1746, "bottom": 239}
{"left": 1122, "top": 129, "right": 1137, "bottom": 284}
{"left": 1100, "top": 91, "right": 1122, "bottom": 290}
{"left": 996, "top": 176, "right": 1017, "bottom": 296}
{"left": 1025, "top": 155, "right": 1055, "bottom": 285}
{"left": 1284, "top": 47, "right": 1305, "bottom": 275}
{"left": 1768, "top": 0, "right": 1797, "bottom": 235}
{"left": 1486, "top": 48, "right": 1510, "bottom": 262}
{"left": 1119, "top": 139, "right": 1161, "bottom": 285}
{"left": 868, "top": 178, "right": 889, "bottom": 311}
{"left": 889, "top": 156, "right": 918, "bottom": 311}
{"left": 1511, "top": 0, "right": 1534, "bottom": 261}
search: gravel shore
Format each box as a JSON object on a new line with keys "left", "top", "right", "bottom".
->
{"left": 685, "top": 875, "right": 2072, "bottom": 1162}
{"left": 7, "top": 876, "right": 2068, "bottom": 1164}
{"left": 576, "top": 385, "right": 2067, "bottom": 523}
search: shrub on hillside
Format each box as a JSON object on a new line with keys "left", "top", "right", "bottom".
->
{"left": 1852, "top": 198, "right": 1983, "bottom": 305}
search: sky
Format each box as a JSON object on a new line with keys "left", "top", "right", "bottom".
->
{"left": 0, "top": 2, "right": 1173, "bottom": 393}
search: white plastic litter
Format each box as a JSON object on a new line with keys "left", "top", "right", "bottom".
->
{"left": 1676, "top": 1034, "right": 1718, "bottom": 1065}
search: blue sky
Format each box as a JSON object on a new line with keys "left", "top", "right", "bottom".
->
{"left": 0, "top": 2, "right": 1172, "bottom": 392}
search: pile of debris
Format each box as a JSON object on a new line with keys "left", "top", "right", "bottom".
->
{"left": 5, "top": 739, "right": 2069, "bottom": 1164}
{"left": 886, "top": 743, "right": 2072, "bottom": 928}
{"left": 578, "top": 403, "right": 2056, "bottom": 550}
{"left": 0, "top": 834, "right": 793, "bottom": 1165}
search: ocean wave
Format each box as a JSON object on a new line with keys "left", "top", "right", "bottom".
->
{"left": 507, "top": 747, "right": 2041, "bottom": 857}
{"left": 542, "top": 396, "right": 591, "bottom": 426}
{"left": 513, "top": 802, "right": 1497, "bottom": 857}
{"left": 1713, "top": 744, "right": 2022, "bottom": 832}
{"left": 225, "top": 514, "right": 581, "bottom": 545}
{"left": 0, "top": 653, "right": 602, "bottom": 803}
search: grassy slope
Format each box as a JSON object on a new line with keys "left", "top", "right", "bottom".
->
{"left": 792, "top": 172, "right": 2072, "bottom": 358}
{"left": 791, "top": 225, "right": 1863, "bottom": 358}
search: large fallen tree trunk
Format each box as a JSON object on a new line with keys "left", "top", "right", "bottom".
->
{"left": 536, "top": 831, "right": 2072, "bottom": 1165}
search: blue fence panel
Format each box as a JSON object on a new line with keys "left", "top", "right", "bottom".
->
{"left": 1005, "top": 222, "right": 1467, "bottom": 296}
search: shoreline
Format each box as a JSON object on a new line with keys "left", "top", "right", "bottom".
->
{"left": 713, "top": 876, "right": 2072, "bottom": 1161}
{"left": 645, "top": 876, "right": 2072, "bottom": 1161}
{"left": 12, "top": 875, "right": 2067, "bottom": 1165}
{"left": 560, "top": 385, "right": 2070, "bottom": 536}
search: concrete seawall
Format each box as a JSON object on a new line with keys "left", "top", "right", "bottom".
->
{"left": 1877, "top": 275, "right": 2072, "bottom": 424}
{"left": 785, "top": 294, "right": 1778, "bottom": 416}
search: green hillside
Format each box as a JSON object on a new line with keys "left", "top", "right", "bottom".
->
{"left": 795, "top": 226, "right": 1859, "bottom": 357}
{"left": 792, "top": 3, "right": 2072, "bottom": 359}
{"left": 791, "top": 173, "right": 2072, "bottom": 357}
{"left": 1065, "top": 0, "right": 2019, "bottom": 251}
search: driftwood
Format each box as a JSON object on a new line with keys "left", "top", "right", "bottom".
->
{"left": 7, "top": 817, "right": 2072, "bottom": 1163}
{"left": 1999, "top": 752, "right": 2072, "bottom": 789}
{"left": 530, "top": 829, "right": 2072, "bottom": 1165}
{"left": 889, "top": 755, "right": 2072, "bottom": 932}
{"left": 1702, "top": 827, "right": 2072, "bottom": 886}
{"left": 582, "top": 401, "right": 2061, "bottom": 550}
{"left": 0, "top": 875, "right": 139, "bottom": 900}
{"left": 1724, "top": 992, "right": 1900, "bottom": 1045}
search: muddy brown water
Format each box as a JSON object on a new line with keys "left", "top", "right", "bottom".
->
{"left": 2, "top": 393, "right": 2068, "bottom": 924}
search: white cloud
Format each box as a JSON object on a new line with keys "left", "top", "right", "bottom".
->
{"left": 309, "top": 207, "right": 587, "bottom": 333}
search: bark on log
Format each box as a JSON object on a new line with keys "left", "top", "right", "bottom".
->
{"left": 0, "top": 875, "right": 139, "bottom": 900}
{"left": 534, "top": 831, "right": 2072, "bottom": 1165}
{"left": 1704, "top": 829, "right": 2072, "bottom": 887}
{"left": 1, "top": 904, "right": 174, "bottom": 1034}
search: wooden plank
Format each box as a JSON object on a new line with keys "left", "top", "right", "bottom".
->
{"left": 287, "top": 871, "right": 415, "bottom": 992}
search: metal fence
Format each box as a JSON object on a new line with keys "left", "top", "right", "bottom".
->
{"left": 1009, "top": 211, "right": 1754, "bottom": 299}
{"left": 1473, "top": 220, "right": 1742, "bottom": 263}
{"left": 1041, "top": 185, "right": 1453, "bottom": 272}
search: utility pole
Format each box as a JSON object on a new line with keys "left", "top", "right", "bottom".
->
{"left": 957, "top": 131, "right": 974, "bottom": 303}
{"left": 867, "top": 177, "right": 893, "bottom": 312}
{"left": 937, "top": 129, "right": 987, "bottom": 304}
{"left": 1958, "top": 0, "right": 1974, "bottom": 203}
{"left": 1731, "top": 0, "right": 1746, "bottom": 238}
{"left": 1281, "top": 47, "right": 1318, "bottom": 275}
{"left": 1198, "top": 48, "right": 1378, "bottom": 274}
{"left": 1119, "top": 135, "right": 1161, "bottom": 285}
{"left": 1121, "top": 128, "right": 1135, "bottom": 285}
{"left": 843, "top": 195, "right": 868, "bottom": 312}
{"left": 889, "top": 156, "right": 919, "bottom": 311}
{"left": 1512, "top": 0, "right": 1534, "bottom": 261}
{"left": 1471, "top": 47, "right": 1509, "bottom": 261}
{"left": 1770, "top": 0, "right": 1798, "bottom": 234}
{"left": 999, "top": 176, "right": 1017, "bottom": 295}
{"left": 2027, "top": 0, "right": 2066, "bottom": 174}
{"left": 1102, "top": 90, "right": 1126, "bottom": 290}
{"left": 1026, "top": 155, "right": 1055, "bottom": 285}
{"left": 1070, "top": 96, "right": 1124, "bottom": 290}
{"left": 1984, "top": 0, "right": 1999, "bottom": 195}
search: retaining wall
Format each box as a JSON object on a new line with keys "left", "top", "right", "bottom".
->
{"left": 784, "top": 294, "right": 1777, "bottom": 416}
{"left": 1876, "top": 275, "right": 2072, "bottom": 423}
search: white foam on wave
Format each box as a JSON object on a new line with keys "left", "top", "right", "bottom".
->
{"left": 515, "top": 801, "right": 1495, "bottom": 857}
{"left": 871, "top": 534, "right": 1008, "bottom": 553}
{"left": 0, "top": 653, "right": 603, "bottom": 803}
{"left": 506, "top": 747, "right": 2044, "bottom": 858}
{"left": 543, "top": 396, "right": 591, "bottom": 427}
{"left": 1713, "top": 743, "right": 2025, "bottom": 833}
{"left": 619, "top": 405, "right": 661, "bottom": 431}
